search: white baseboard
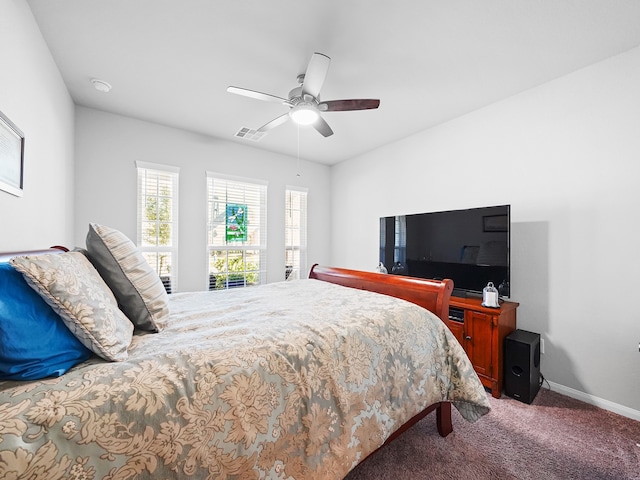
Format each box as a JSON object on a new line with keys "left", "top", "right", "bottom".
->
{"left": 546, "top": 381, "right": 640, "bottom": 422}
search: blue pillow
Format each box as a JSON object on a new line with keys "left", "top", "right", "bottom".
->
{"left": 0, "top": 262, "right": 92, "bottom": 381}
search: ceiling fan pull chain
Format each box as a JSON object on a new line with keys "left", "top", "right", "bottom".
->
{"left": 296, "top": 124, "right": 301, "bottom": 177}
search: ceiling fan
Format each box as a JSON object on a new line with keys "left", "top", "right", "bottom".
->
{"left": 227, "top": 52, "right": 380, "bottom": 137}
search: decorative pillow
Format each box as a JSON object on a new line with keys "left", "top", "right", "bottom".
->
{"left": 10, "top": 252, "right": 133, "bottom": 362}
{"left": 0, "top": 262, "right": 92, "bottom": 381}
{"left": 85, "top": 223, "right": 169, "bottom": 332}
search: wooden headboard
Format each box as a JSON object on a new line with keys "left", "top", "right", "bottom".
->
{"left": 0, "top": 246, "right": 67, "bottom": 263}
{"left": 309, "top": 264, "right": 453, "bottom": 323}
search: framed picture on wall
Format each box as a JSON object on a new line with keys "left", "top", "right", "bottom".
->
{"left": 0, "top": 110, "right": 25, "bottom": 197}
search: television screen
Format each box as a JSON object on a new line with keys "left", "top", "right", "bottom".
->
{"left": 379, "top": 205, "right": 510, "bottom": 298}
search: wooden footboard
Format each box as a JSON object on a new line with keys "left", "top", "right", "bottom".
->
{"left": 309, "top": 264, "right": 455, "bottom": 439}
{"left": 384, "top": 401, "right": 453, "bottom": 442}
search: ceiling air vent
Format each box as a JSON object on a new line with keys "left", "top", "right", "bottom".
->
{"left": 234, "top": 127, "right": 266, "bottom": 142}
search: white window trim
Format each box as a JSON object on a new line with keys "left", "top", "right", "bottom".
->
{"left": 285, "top": 185, "right": 308, "bottom": 193}
{"left": 205, "top": 171, "right": 268, "bottom": 186}
{"left": 135, "top": 161, "right": 180, "bottom": 174}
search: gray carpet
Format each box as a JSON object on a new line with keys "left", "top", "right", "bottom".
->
{"left": 345, "top": 388, "right": 640, "bottom": 479}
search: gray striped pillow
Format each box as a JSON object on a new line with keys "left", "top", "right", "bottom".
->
{"left": 86, "top": 223, "right": 169, "bottom": 332}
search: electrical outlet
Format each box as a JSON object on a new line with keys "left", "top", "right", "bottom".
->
{"left": 540, "top": 338, "right": 545, "bottom": 354}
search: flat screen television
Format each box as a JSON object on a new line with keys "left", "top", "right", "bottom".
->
{"left": 379, "top": 204, "right": 510, "bottom": 298}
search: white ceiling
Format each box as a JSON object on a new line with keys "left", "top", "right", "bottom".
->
{"left": 26, "top": 0, "right": 640, "bottom": 165}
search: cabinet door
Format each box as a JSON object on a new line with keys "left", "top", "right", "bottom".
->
{"left": 464, "top": 311, "right": 494, "bottom": 378}
{"left": 446, "top": 320, "right": 465, "bottom": 346}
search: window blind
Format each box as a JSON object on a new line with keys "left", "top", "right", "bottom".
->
{"left": 136, "top": 161, "right": 179, "bottom": 293}
{"left": 285, "top": 186, "right": 308, "bottom": 280}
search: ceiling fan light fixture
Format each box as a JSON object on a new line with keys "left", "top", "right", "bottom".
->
{"left": 228, "top": 53, "right": 379, "bottom": 137}
{"left": 290, "top": 104, "right": 319, "bottom": 125}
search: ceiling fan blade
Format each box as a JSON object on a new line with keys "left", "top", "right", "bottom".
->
{"left": 301, "top": 52, "right": 331, "bottom": 98}
{"left": 312, "top": 115, "right": 334, "bottom": 137}
{"left": 257, "top": 113, "right": 290, "bottom": 132}
{"left": 227, "top": 86, "right": 288, "bottom": 104}
{"left": 318, "top": 99, "right": 380, "bottom": 112}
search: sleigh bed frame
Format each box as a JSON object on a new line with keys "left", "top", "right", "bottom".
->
{"left": 0, "top": 251, "right": 456, "bottom": 440}
{"left": 0, "top": 246, "right": 486, "bottom": 479}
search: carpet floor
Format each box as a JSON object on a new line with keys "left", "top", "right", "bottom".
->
{"left": 345, "top": 387, "right": 640, "bottom": 480}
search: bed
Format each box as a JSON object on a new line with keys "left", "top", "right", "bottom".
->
{"left": 0, "top": 230, "right": 490, "bottom": 479}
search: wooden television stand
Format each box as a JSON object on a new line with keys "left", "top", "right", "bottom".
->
{"left": 445, "top": 296, "right": 519, "bottom": 398}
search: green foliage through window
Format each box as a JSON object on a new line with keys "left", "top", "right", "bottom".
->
{"left": 209, "top": 252, "right": 258, "bottom": 290}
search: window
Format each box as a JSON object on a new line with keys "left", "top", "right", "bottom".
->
{"left": 136, "top": 161, "right": 179, "bottom": 293}
{"left": 285, "top": 187, "right": 307, "bottom": 280}
{"left": 207, "top": 172, "right": 267, "bottom": 290}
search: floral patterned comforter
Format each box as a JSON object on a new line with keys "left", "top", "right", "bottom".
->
{"left": 0, "top": 279, "right": 489, "bottom": 479}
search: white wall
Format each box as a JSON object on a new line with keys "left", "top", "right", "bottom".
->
{"left": 331, "top": 47, "right": 640, "bottom": 415}
{"left": 74, "top": 107, "right": 331, "bottom": 292}
{"left": 7, "top": 0, "right": 638, "bottom": 418}
{"left": 0, "top": 0, "right": 75, "bottom": 249}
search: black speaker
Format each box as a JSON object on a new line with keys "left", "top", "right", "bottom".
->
{"left": 504, "top": 329, "right": 541, "bottom": 404}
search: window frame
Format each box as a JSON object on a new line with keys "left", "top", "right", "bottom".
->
{"left": 285, "top": 186, "right": 308, "bottom": 280}
{"left": 135, "top": 161, "right": 179, "bottom": 293}
{"left": 206, "top": 172, "right": 268, "bottom": 290}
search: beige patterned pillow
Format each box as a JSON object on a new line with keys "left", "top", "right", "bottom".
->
{"left": 10, "top": 252, "right": 133, "bottom": 362}
{"left": 86, "top": 223, "right": 169, "bottom": 332}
